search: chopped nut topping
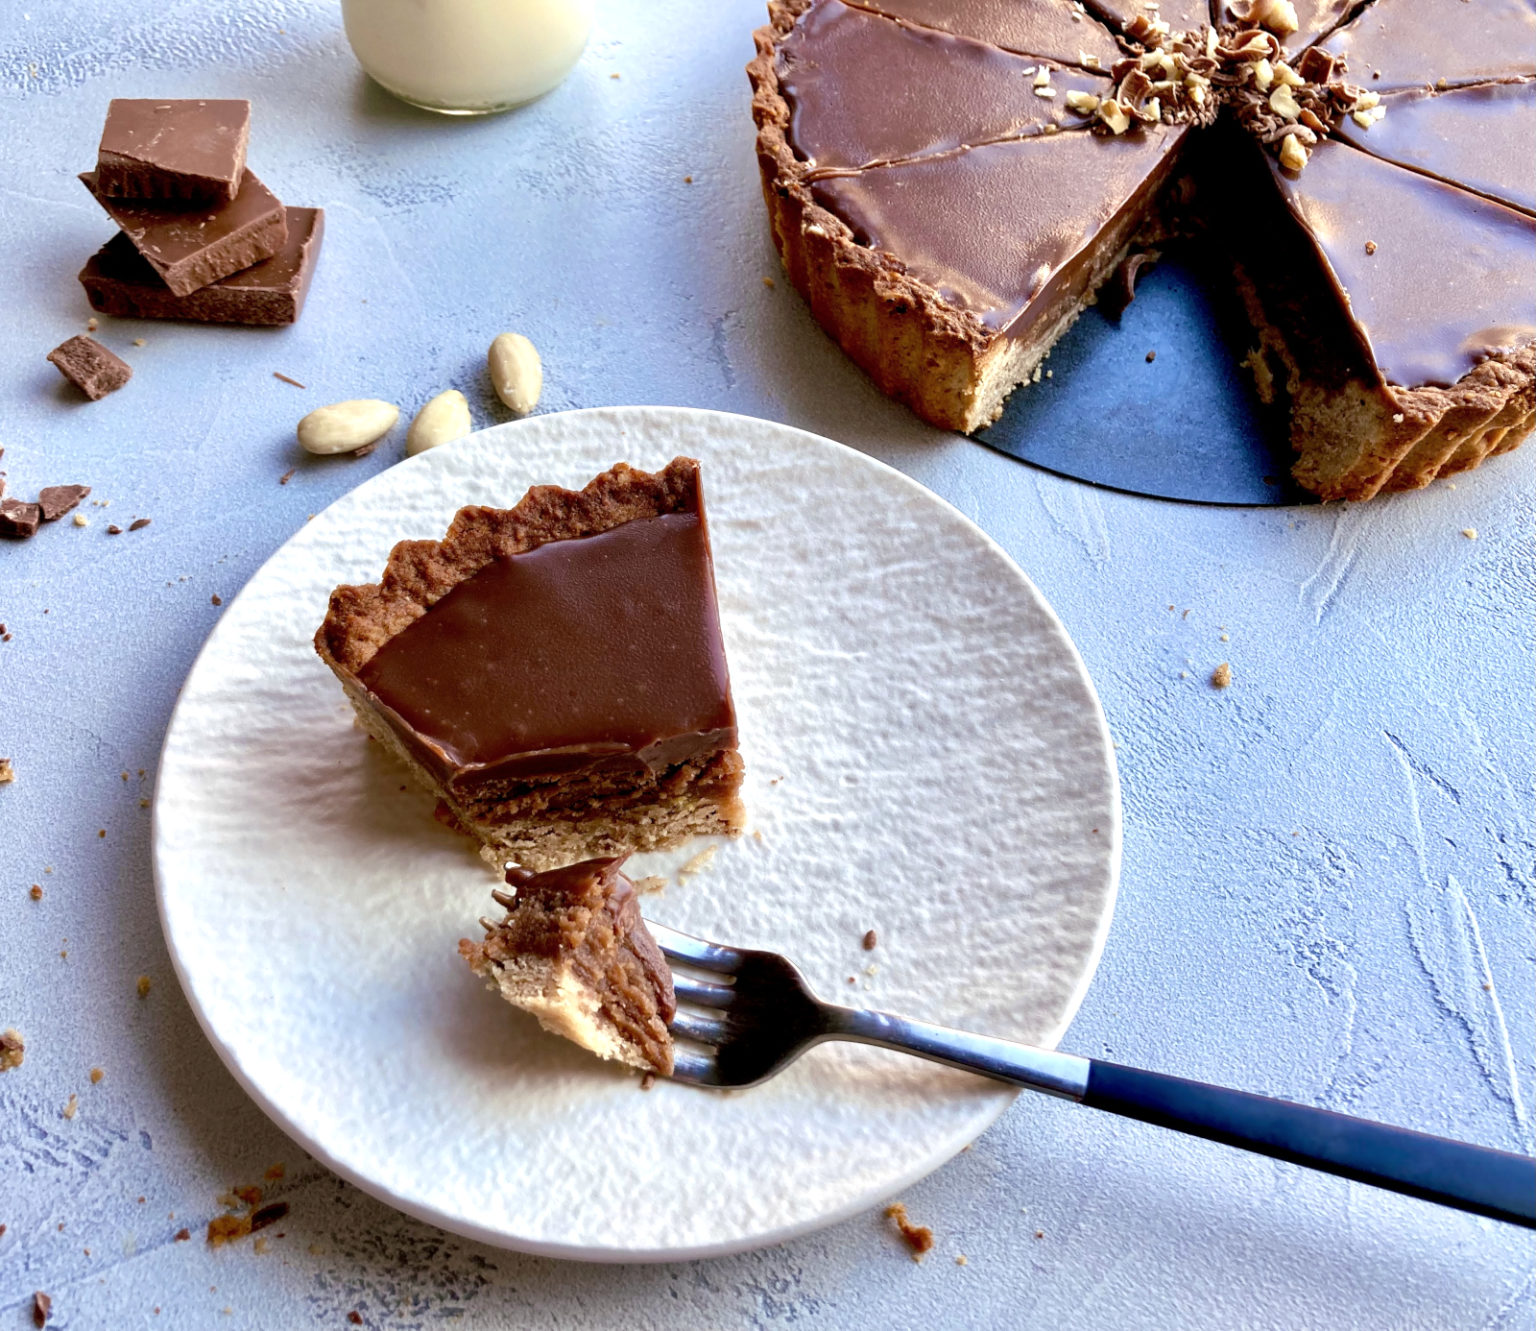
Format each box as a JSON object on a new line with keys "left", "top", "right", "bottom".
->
{"left": 1269, "top": 85, "right": 1301, "bottom": 120}
{"left": 1083, "top": 16, "right": 1382, "bottom": 171}
{"left": 1271, "top": 132, "right": 1308, "bottom": 171}
{"left": 1099, "top": 97, "right": 1132, "bottom": 133}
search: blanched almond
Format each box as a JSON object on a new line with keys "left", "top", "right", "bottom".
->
{"left": 406, "top": 390, "right": 471, "bottom": 456}
{"left": 488, "top": 333, "right": 543, "bottom": 415}
{"left": 296, "top": 400, "right": 398, "bottom": 455}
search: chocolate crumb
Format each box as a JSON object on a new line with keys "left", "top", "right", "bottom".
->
{"left": 1, "top": 499, "right": 42, "bottom": 540}
{"left": 37, "top": 485, "right": 90, "bottom": 521}
{"left": 211, "top": 594, "right": 223, "bottom": 606}
{"left": 348, "top": 1314, "right": 364, "bottom": 1326}
{"left": 174, "top": 1228, "right": 191, "bottom": 1241}
{"left": 90, "top": 1066, "right": 104, "bottom": 1084}
{"left": 30, "top": 885, "right": 43, "bottom": 900}
{"left": 762, "top": 276, "right": 775, "bottom": 288}
{"left": 264, "top": 1163, "right": 285, "bottom": 1181}
{"left": 862, "top": 929, "right": 878, "bottom": 950}
{"left": 1034, "top": 1229, "right": 1045, "bottom": 1239}
{"left": 128, "top": 517, "right": 152, "bottom": 531}
{"left": 1, "top": 1028, "right": 24, "bottom": 1071}
{"left": 1364, "top": 239, "right": 1377, "bottom": 254}
{"left": 32, "top": 1291, "right": 51, "bottom": 1327}
{"left": 1211, "top": 662, "right": 1233, "bottom": 689}
{"left": 683, "top": 175, "right": 693, "bottom": 183}
{"left": 1145, "top": 350, "right": 1157, "bottom": 363}
{"left": 107, "top": 524, "right": 123, "bottom": 535}
{"left": 278, "top": 467, "right": 296, "bottom": 485}
{"left": 47, "top": 335, "right": 131, "bottom": 400}
{"left": 272, "top": 372, "right": 307, "bottom": 389}
{"left": 885, "top": 1203, "right": 934, "bottom": 1260}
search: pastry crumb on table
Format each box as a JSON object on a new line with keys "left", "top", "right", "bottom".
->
{"left": 885, "top": 1202, "right": 935, "bottom": 1260}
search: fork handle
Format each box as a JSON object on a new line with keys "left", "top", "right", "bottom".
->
{"left": 830, "top": 1008, "right": 1535, "bottom": 1227}
{"left": 1082, "top": 1061, "right": 1535, "bottom": 1228}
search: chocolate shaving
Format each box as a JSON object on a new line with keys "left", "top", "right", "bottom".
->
{"left": 106, "top": 524, "right": 124, "bottom": 535}
{"left": 250, "top": 1201, "right": 289, "bottom": 1231}
{"left": 1101, "top": 250, "right": 1160, "bottom": 316}
{"left": 272, "top": 371, "right": 307, "bottom": 389}
{"left": 32, "top": 1291, "right": 51, "bottom": 1328}
{"left": 128, "top": 517, "right": 152, "bottom": 531}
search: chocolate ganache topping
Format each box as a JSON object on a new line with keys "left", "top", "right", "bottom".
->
{"left": 357, "top": 507, "right": 737, "bottom": 791}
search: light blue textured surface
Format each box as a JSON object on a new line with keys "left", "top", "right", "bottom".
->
{"left": 1, "top": 1, "right": 1532, "bottom": 1327}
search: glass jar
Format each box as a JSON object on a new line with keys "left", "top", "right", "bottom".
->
{"left": 342, "top": 0, "right": 595, "bottom": 115}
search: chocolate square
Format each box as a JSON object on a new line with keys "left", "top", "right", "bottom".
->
{"left": 47, "top": 335, "right": 132, "bottom": 400}
{"left": 79, "top": 207, "right": 325, "bottom": 326}
{"left": 80, "top": 170, "right": 287, "bottom": 297}
{"left": 96, "top": 99, "right": 251, "bottom": 202}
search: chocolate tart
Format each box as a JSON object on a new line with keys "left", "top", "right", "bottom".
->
{"left": 748, "top": 0, "right": 1536, "bottom": 499}
{"left": 460, "top": 857, "right": 676, "bottom": 1075}
{"left": 315, "top": 458, "right": 746, "bottom": 870}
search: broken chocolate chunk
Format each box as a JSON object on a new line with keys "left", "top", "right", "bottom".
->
{"left": 128, "top": 517, "right": 152, "bottom": 531}
{"left": 1, "top": 499, "right": 42, "bottom": 540}
{"left": 79, "top": 208, "right": 324, "bottom": 326}
{"left": 47, "top": 335, "right": 132, "bottom": 400}
{"left": 37, "top": 485, "right": 91, "bottom": 521}
{"left": 80, "top": 170, "right": 287, "bottom": 297}
{"left": 96, "top": 98, "right": 250, "bottom": 203}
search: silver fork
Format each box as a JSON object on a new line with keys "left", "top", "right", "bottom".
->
{"left": 647, "top": 919, "right": 1536, "bottom": 1229}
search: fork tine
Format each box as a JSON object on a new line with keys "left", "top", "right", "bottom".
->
{"left": 643, "top": 919, "right": 744, "bottom": 974}
{"left": 669, "top": 1009, "right": 731, "bottom": 1046}
{"left": 667, "top": 1046, "right": 723, "bottom": 1086}
{"left": 671, "top": 974, "right": 737, "bottom": 1008}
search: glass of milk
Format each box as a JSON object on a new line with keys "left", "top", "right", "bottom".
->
{"left": 342, "top": 0, "right": 595, "bottom": 115}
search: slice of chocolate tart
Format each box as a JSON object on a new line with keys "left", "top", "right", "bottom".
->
{"left": 316, "top": 457, "right": 746, "bottom": 870}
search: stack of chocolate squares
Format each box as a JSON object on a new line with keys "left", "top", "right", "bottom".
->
{"left": 76, "top": 99, "right": 324, "bottom": 326}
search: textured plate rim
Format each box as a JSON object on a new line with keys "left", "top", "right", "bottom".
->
{"left": 153, "top": 405, "right": 1122, "bottom": 1262}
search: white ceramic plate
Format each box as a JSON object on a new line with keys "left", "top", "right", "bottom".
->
{"left": 154, "top": 406, "right": 1120, "bottom": 1261}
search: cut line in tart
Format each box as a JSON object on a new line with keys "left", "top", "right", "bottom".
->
{"left": 316, "top": 457, "right": 746, "bottom": 871}
{"left": 461, "top": 856, "right": 677, "bottom": 1075}
{"left": 748, "top": 0, "right": 1536, "bottom": 500}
